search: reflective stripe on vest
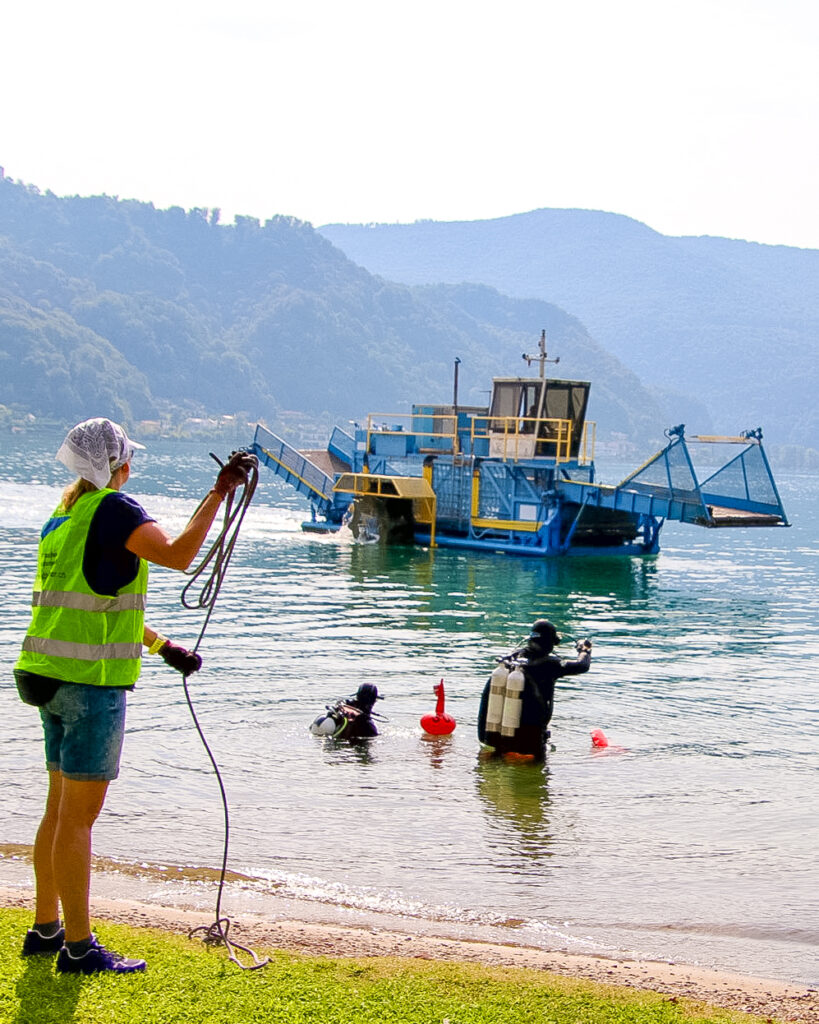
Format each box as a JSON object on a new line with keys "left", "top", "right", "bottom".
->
{"left": 15, "top": 488, "right": 148, "bottom": 687}
{"left": 21, "top": 635, "right": 143, "bottom": 661}
{"left": 31, "top": 591, "right": 146, "bottom": 613}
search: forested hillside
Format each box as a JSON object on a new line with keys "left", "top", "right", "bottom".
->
{"left": 320, "top": 211, "right": 819, "bottom": 445}
{"left": 0, "top": 176, "right": 665, "bottom": 445}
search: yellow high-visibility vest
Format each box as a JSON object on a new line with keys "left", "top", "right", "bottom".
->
{"left": 16, "top": 489, "right": 148, "bottom": 686}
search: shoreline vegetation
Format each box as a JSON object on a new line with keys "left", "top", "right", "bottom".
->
{"left": 1, "top": 879, "right": 816, "bottom": 1023}
{"left": 3, "top": 413, "right": 819, "bottom": 474}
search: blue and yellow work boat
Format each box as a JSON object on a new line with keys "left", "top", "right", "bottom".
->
{"left": 251, "top": 335, "right": 789, "bottom": 557}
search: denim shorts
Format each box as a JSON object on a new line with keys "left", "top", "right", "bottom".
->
{"left": 39, "top": 683, "right": 128, "bottom": 781}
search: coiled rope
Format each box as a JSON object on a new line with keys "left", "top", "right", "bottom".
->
{"left": 177, "top": 452, "right": 269, "bottom": 970}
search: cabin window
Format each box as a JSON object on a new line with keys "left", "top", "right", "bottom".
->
{"left": 540, "top": 382, "right": 590, "bottom": 456}
{"left": 542, "top": 382, "right": 589, "bottom": 426}
{"left": 490, "top": 382, "right": 543, "bottom": 432}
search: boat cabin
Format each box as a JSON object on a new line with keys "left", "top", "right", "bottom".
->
{"left": 488, "top": 377, "right": 591, "bottom": 460}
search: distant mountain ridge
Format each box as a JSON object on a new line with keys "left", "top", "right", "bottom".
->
{"left": 320, "top": 210, "right": 819, "bottom": 445}
{"left": 0, "top": 177, "right": 663, "bottom": 445}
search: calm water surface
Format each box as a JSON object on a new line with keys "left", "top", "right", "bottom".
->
{"left": 1, "top": 433, "right": 817, "bottom": 985}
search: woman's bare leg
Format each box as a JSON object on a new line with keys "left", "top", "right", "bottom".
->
{"left": 46, "top": 774, "right": 110, "bottom": 941}
{"left": 32, "top": 769, "right": 63, "bottom": 925}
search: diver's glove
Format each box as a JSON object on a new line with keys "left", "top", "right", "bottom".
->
{"left": 213, "top": 450, "right": 257, "bottom": 498}
{"left": 576, "top": 638, "right": 593, "bottom": 653}
{"left": 159, "top": 640, "right": 202, "bottom": 676}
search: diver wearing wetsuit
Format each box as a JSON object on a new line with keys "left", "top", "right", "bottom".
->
{"left": 310, "top": 683, "right": 383, "bottom": 739}
{"left": 478, "top": 619, "right": 592, "bottom": 760}
{"left": 341, "top": 682, "right": 381, "bottom": 738}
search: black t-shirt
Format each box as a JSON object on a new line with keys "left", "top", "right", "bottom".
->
{"left": 83, "top": 491, "right": 155, "bottom": 596}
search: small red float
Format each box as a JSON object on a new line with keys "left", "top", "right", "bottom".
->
{"left": 420, "top": 680, "right": 457, "bottom": 735}
{"left": 590, "top": 727, "right": 628, "bottom": 753}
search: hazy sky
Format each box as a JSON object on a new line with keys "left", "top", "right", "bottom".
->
{"left": 2, "top": 0, "right": 818, "bottom": 248}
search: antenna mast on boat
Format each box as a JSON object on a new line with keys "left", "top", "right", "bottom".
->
{"left": 523, "top": 329, "right": 560, "bottom": 378}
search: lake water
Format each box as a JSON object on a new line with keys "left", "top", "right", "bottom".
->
{"left": 1, "top": 431, "right": 817, "bottom": 986}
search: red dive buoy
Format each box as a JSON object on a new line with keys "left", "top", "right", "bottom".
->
{"left": 590, "top": 727, "right": 628, "bottom": 753}
{"left": 420, "top": 680, "right": 456, "bottom": 735}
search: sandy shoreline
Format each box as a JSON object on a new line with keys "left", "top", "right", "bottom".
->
{"left": 2, "top": 885, "right": 817, "bottom": 1023}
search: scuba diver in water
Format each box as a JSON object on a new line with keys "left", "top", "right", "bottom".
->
{"left": 477, "top": 619, "right": 592, "bottom": 761}
{"left": 309, "top": 683, "right": 384, "bottom": 740}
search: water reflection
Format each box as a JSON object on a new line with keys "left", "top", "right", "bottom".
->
{"left": 474, "top": 759, "right": 555, "bottom": 861}
{"left": 341, "top": 538, "right": 664, "bottom": 644}
{"left": 419, "top": 732, "right": 456, "bottom": 770}
{"left": 316, "top": 736, "right": 378, "bottom": 767}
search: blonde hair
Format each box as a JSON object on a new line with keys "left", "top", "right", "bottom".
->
{"left": 60, "top": 458, "right": 127, "bottom": 510}
{"left": 61, "top": 477, "right": 100, "bottom": 511}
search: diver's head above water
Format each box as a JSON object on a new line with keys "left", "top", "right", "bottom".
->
{"left": 527, "top": 619, "right": 561, "bottom": 653}
{"left": 352, "top": 682, "right": 382, "bottom": 712}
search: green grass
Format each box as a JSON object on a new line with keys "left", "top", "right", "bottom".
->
{"left": 0, "top": 908, "right": 767, "bottom": 1024}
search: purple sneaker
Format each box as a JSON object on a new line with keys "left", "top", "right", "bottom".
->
{"left": 22, "top": 927, "right": 65, "bottom": 956}
{"left": 56, "top": 936, "right": 146, "bottom": 975}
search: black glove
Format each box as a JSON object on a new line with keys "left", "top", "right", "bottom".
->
{"left": 576, "top": 638, "right": 593, "bottom": 653}
{"left": 213, "top": 451, "right": 257, "bottom": 498}
{"left": 160, "top": 641, "right": 202, "bottom": 676}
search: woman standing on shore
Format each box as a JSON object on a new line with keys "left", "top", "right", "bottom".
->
{"left": 13, "top": 417, "right": 253, "bottom": 975}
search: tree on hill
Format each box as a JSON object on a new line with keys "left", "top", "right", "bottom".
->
{"left": 0, "top": 176, "right": 665, "bottom": 445}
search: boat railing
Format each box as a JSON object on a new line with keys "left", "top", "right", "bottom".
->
{"left": 364, "top": 412, "right": 595, "bottom": 463}
{"left": 579, "top": 420, "right": 596, "bottom": 464}
{"left": 252, "top": 424, "right": 335, "bottom": 508}
{"left": 471, "top": 415, "right": 595, "bottom": 464}
{"left": 365, "top": 412, "right": 458, "bottom": 454}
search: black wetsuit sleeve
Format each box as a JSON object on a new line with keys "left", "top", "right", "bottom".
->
{"left": 555, "top": 651, "right": 592, "bottom": 677}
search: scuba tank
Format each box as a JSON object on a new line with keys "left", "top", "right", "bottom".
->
{"left": 484, "top": 660, "right": 510, "bottom": 731}
{"left": 309, "top": 707, "right": 346, "bottom": 736}
{"left": 500, "top": 661, "right": 526, "bottom": 736}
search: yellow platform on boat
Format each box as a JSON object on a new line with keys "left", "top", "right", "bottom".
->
{"left": 333, "top": 472, "right": 437, "bottom": 535}
{"left": 333, "top": 472, "right": 434, "bottom": 500}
